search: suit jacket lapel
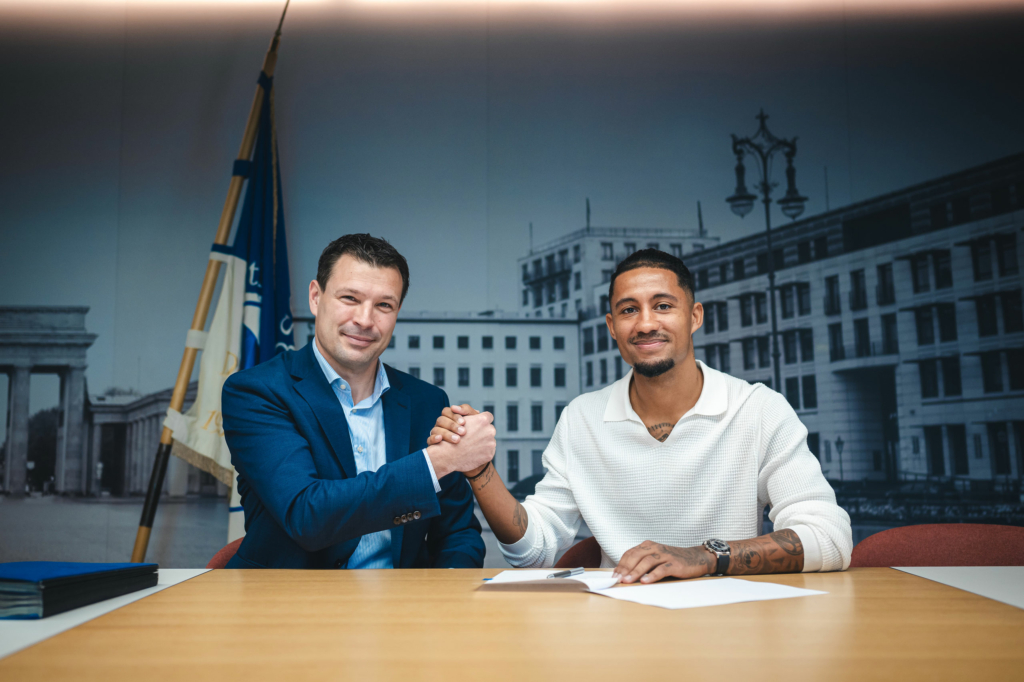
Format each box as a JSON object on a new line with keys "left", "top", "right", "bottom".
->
{"left": 382, "top": 366, "right": 412, "bottom": 568}
{"left": 291, "top": 344, "right": 357, "bottom": 479}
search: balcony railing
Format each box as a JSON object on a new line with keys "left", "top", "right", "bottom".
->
{"left": 523, "top": 263, "right": 572, "bottom": 284}
{"left": 830, "top": 340, "right": 900, "bottom": 362}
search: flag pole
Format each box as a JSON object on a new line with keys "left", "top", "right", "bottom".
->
{"left": 131, "top": 0, "right": 292, "bottom": 563}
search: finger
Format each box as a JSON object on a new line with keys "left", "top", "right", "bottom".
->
{"left": 440, "top": 406, "right": 465, "bottom": 425}
{"left": 612, "top": 541, "right": 654, "bottom": 578}
{"left": 640, "top": 562, "right": 679, "bottom": 584}
{"left": 621, "top": 553, "right": 666, "bottom": 584}
{"left": 451, "top": 404, "right": 479, "bottom": 417}
{"left": 478, "top": 411, "right": 494, "bottom": 425}
{"left": 434, "top": 416, "right": 465, "bottom": 435}
{"left": 429, "top": 427, "right": 460, "bottom": 444}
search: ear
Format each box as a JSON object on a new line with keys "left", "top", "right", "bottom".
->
{"left": 606, "top": 312, "right": 616, "bottom": 342}
{"left": 308, "top": 280, "right": 321, "bottom": 317}
{"left": 690, "top": 300, "right": 704, "bottom": 334}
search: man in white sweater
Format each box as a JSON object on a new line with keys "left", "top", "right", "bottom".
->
{"left": 431, "top": 248, "right": 852, "bottom": 584}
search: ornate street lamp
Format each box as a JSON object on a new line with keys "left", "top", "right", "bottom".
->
{"left": 725, "top": 110, "right": 807, "bottom": 392}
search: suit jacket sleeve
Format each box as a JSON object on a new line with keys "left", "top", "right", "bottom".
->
{"left": 425, "top": 394, "right": 485, "bottom": 568}
{"left": 222, "top": 370, "right": 441, "bottom": 553}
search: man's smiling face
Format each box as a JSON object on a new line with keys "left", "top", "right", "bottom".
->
{"left": 606, "top": 266, "right": 703, "bottom": 378}
{"left": 309, "top": 253, "right": 403, "bottom": 374}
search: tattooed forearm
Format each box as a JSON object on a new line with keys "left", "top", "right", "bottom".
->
{"left": 727, "top": 529, "right": 804, "bottom": 575}
{"left": 467, "top": 462, "right": 496, "bottom": 491}
{"left": 511, "top": 502, "right": 528, "bottom": 534}
{"left": 647, "top": 422, "right": 674, "bottom": 442}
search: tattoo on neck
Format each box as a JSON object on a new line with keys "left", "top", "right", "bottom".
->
{"left": 647, "top": 422, "right": 674, "bottom": 442}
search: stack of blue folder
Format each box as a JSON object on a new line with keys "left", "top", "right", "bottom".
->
{"left": 0, "top": 562, "right": 158, "bottom": 619}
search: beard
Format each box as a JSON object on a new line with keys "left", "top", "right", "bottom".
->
{"left": 633, "top": 358, "right": 675, "bottom": 378}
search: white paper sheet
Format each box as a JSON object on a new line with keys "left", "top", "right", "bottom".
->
{"left": 483, "top": 569, "right": 620, "bottom": 591}
{"left": 592, "top": 577, "right": 827, "bottom": 610}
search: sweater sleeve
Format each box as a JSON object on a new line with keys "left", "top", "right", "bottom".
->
{"left": 757, "top": 389, "right": 853, "bottom": 572}
{"left": 498, "top": 408, "right": 583, "bottom": 568}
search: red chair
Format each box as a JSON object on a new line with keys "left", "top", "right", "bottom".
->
{"left": 206, "top": 538, "right": 244, "bottom": 569}
{"left": 850, "top": 523, "right": 1024, "bottom": 567}
{"left": 554, "top": 536, "right": 603, "bottom": 569}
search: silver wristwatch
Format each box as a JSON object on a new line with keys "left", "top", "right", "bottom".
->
{"left": 703, "top": 538, "right": 731, "bottom": 576}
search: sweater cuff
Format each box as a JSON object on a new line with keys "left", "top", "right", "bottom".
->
{"left": 789, "top": 524, "right": 822, "bottom": 573}
{"left": 498, "top": 508, "right": 540, "bottom": 561}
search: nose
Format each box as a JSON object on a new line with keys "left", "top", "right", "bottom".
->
{"left": 351, "top": 301, "right": 374, "bottom": 330}
{"left": 635, "top": 307, "right": 659, "bottom": 333}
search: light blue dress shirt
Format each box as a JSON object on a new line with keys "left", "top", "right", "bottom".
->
{"left": 311, "top": 341, "right": 441, "bottom": 569}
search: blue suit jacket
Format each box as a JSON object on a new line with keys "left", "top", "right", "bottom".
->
{"left": 220, "top": 343, "right": 484, "bottom": 569}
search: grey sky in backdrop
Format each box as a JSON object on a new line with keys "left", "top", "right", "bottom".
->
{"left": 1, "top": 2, "right": 1023, "bottom": 434}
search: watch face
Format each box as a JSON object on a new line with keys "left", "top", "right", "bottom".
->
{"left": 706, "top": 539, "right": 729, "bottom": 553}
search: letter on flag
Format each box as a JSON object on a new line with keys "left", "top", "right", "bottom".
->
{"left": 163, "top": 72, "right": 294, "bottom": 543}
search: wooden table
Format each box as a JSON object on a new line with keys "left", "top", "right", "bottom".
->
{"left": 2, "top": 568, "right": 1023, "bottom": 681}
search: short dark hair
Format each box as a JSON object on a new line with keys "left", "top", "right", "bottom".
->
{"left": 317, "top": 233, "right": 410, "bottom": 303}
{"left": 608, "top": 248, "right": 695, "bottom": 306}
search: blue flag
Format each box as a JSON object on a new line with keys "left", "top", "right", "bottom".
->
{"left": 232, "top": 73, "right": 295, "bottom": 369}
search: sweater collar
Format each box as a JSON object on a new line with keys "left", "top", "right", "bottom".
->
{"left": 603, "top": 359, "right": 727, "bottom": 424}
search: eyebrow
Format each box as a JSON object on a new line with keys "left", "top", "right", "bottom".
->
{"left": 614, "top": 292, "right": 679, "bottom": 308}
{"left": 336, "top": 287, "right": 399, "bottom": 304}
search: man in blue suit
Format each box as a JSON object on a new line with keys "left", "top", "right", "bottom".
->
{"left": 221, "top": 233, "right": 494, "bottom": 569}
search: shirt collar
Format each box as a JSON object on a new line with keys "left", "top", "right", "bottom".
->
{"left": 311, "top": 339, "right": 390, "bottom": 407}
{"left": 603, "top": 359, "right": 727, "bottom": 424}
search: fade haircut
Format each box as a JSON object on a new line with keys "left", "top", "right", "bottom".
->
{"left": 608, "top": 248, "right": 695, "bottom": 306}
{"left": 317, "top": 233, "right": 411, "bottom": 303}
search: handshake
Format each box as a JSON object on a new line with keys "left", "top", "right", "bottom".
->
{"left": 424, "top": 405, "right": 496, "bottom": 480}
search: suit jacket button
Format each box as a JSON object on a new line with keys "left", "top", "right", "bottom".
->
{"left": 401, "top": 514, "right": 408, "bottom": 523}
{"left": 334, "top": 560, "right": 343, "bottom": 569}
{"left": 394, "top": 516, "right": 402, "bottom": 525}
{"left": 413, "top": 511, "right": 421, "bottom": 520}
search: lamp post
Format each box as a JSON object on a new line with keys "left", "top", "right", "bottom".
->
{"left": 726, "top": 110, "right": 807, "bottom": 393}
{"left": 835, "top": 435, "right": 845, "bottom": 483}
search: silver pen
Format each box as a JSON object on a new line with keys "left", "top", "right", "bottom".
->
{"left": 547, "top": 567, "right": 585, "bottom": 579}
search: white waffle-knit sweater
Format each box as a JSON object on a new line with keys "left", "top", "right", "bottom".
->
{"left": 500, "top": 360, "right": 853, "bottom": 572}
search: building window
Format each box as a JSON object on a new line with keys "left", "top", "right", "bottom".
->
{"left": 942, "top": 356, "right": 962, "bottom": 396}
{"left": 705, "top": 345, "right": 717, "bottom": 369}
{"left": 757, "top": 252, "right": 769, "bottom": 275}
{"left": 573, "top": 244, "right": 581, "bottom": 263}
{"left": 602, "top": 269, "right": 613, "bottom": 284}
{"left": 854, "top": 318, "right": 871, "bottom": 357}
{"left": 1002, "top": 290, "right": 1023, "bottom": 333}
{"left": 507, "top": 450, "right": 519, "bottom": 483}
{"left": 482, "top": 335, "right": 493, "bottom": 349}
{"left": 850, "top": 269, "right": 867, "bottom": 311}
{"left": 457, "top": 367, "right": 470, "bottom": 387}
{"left": 624, "top": 242, "right": 637, "bottom": 254}
{"left": 559, "top": 277, "right": 570, "bottom": 300}
{"left": 432, "top": 335, "right": 445, "bottom": 349}
{"left": 802, "top": 376, "right": 818, "bottom": 409}
{"left": 553, "top": 336, "right": 565, "bottom": 350}
{"left": 976, "top": 295, "right": 999, "bottom": 337}
{"left": 600, "top": 295, "right": 610, "bottom": 315}
{"left": 781, "top": 287, "right": 795, "bottom": 319}
{"left": 949, "top": 424, "right": 969, "bottom": 475}
{"left": 785, "top": 377, "right": 800, "bottom": 409}
{"left": 586, "top": 361, "right": 594, "bottom": 387}
{"left": 981, "top": 351, "right": 1003, "bottom": 393}
{"left": 1009, "top": 349, "right": 1024, "bottom": 391}
{"left": 482, "top": 366, "right": 494, "bottom": 387}
{"left": 597, "top": 325, "right": 609, "bottom": 352}
{"left": 800, "top": 283, "right": 812, "bottom": 315}
{"left": 530, "top": 366, "right": 542, "bottom": 388}
{"left": 783, "top": 331, "right": 798, "bottom": 364}
{"left": 915, "top": 307, "right": 935, "bottom": 345}
{"left": 799, "top": 329, "right": 814, "bottom": 362}
{"left": 733, "top": 257, "right": 746, "bottom": 280}
{"left": 408, "top": 366, "right": 420, "bottom": 379}
{"left": 881, "top": 313, "right": 899, "bottom": 354}
{"left": 919, "top": 360, "right": 939, "bottom": 399}
{"left": 506, "top": 404, "right": 519, "bottom": 432}
{"left": 506, "top": 365, "right": 518, "bottom": 387}
{"left": 812, "top": 236, "right": 829, "bottom": 261}
{"left": 574, "top": 272, "right": 581, "bottom": 290}
{"left": 972, "top": 240, "right": 994, "bottom": 282}
{"left": 740, "top": 296, "right": 753, "bottom": 327}
{"left": 924, "top": 426, "right": 945, "bottom": 475}
{"left": 554, "top": 365, "right": 566, "bottom": 387}
{"left": 388, "top": 336, "right": 396, "bottom": 349}
{"left": 525, "top": 336, "right": 540, "bottom": 351}
{"left": 807, "top": 432, "right": 820, "bottom": 459}
{"left": 433, "top": 367, "right": 445, "bottom": 387}
{"left": 755, "top": 294, "right": 768, "bottom": 324}
{"left": 773, "top": 249, "right": 785, "bottom": 271}
{"left": 531, "top": 404, "right": 543, "bottom": 432}
{"left": 670, "top": 243, "right": 683, "bottom": 258}
{"left": 935, "top": 303, "right": 957, "bottom": 342}
{"left": 996, "top": 234, "right": 1019, "bottom": 277}
{"left": 555, "top": 403, "right": 566, "bottom": 422}
{"left": 719, "top": 345, "right": 731, "bottom": 373}
{"left": 531, "top": 449, "right": 544, "bottom": 476}
{"left": 597, "top": 358, "right": 607, "bottom": 384}
{"left": 697, "top": 269, "right": 709, "bottom": 290}
{"left": 582, "top": 328, "right": 594, "bottom": 355}
{"left": 522, "top": 289, "right": 530, "bottom": 306}
{"left": 717, "top": 302, "right": 729, "bottom": 331}
{"left": 506, "top": 335, "right": 517, "bottom": 350}
{"left": 911, "top": 254, "right": 930, "bottom": 293}
{"left": 934, "top": 250, "right": 953, "bottom": 289}
{"left": 877, "top": 263, "right": 895, "bottom": 305}
{"left": 824, "top": 276, "right": 841, "bottom": 315}
{"left": 742, "top": 338, "right": 756, "bottom": 370}
{"left": 719, "top": 262, "right": 729, "bottom": 284}
{"left": 615, "top": 356, "right": 623, "bottom": 380}
{"left": 828, "top": 323, "right": 844, "bottom": 361}
{"left": 409, "top": 335, "right": 420, "bottom": 349}
{"left": 601, "top": 242, "right": 614, "bottom": 260}
{"left": 758, "top": 335, "right": 771, "bottom": 367}
{"left": 988, "top": 422, "right": 1011, "bottom": 475}
{"left": 798, "top": 241, "right": 812, "bottom": 264}
{"left": 705, "top": 304, "right": 716, "bottom": 334}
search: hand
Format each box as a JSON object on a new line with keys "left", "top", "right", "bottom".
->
{"left": 426, "top": 411, "right": 495, "bottom": 479}
{"left": 612, "top": 541, "right": 717, "bottom": 584}
{"left": 429, "top": 404, "right": 479, "bottom": 445}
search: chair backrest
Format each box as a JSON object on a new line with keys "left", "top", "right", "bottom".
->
{"left": 206, "top": 538, "right": 244, "bottom": 569}
{"left": 554, "top": 536, "right": 602, "bottom": 569}
{"left": 850, "top": 523, "right": 1024, "bottom": 567}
